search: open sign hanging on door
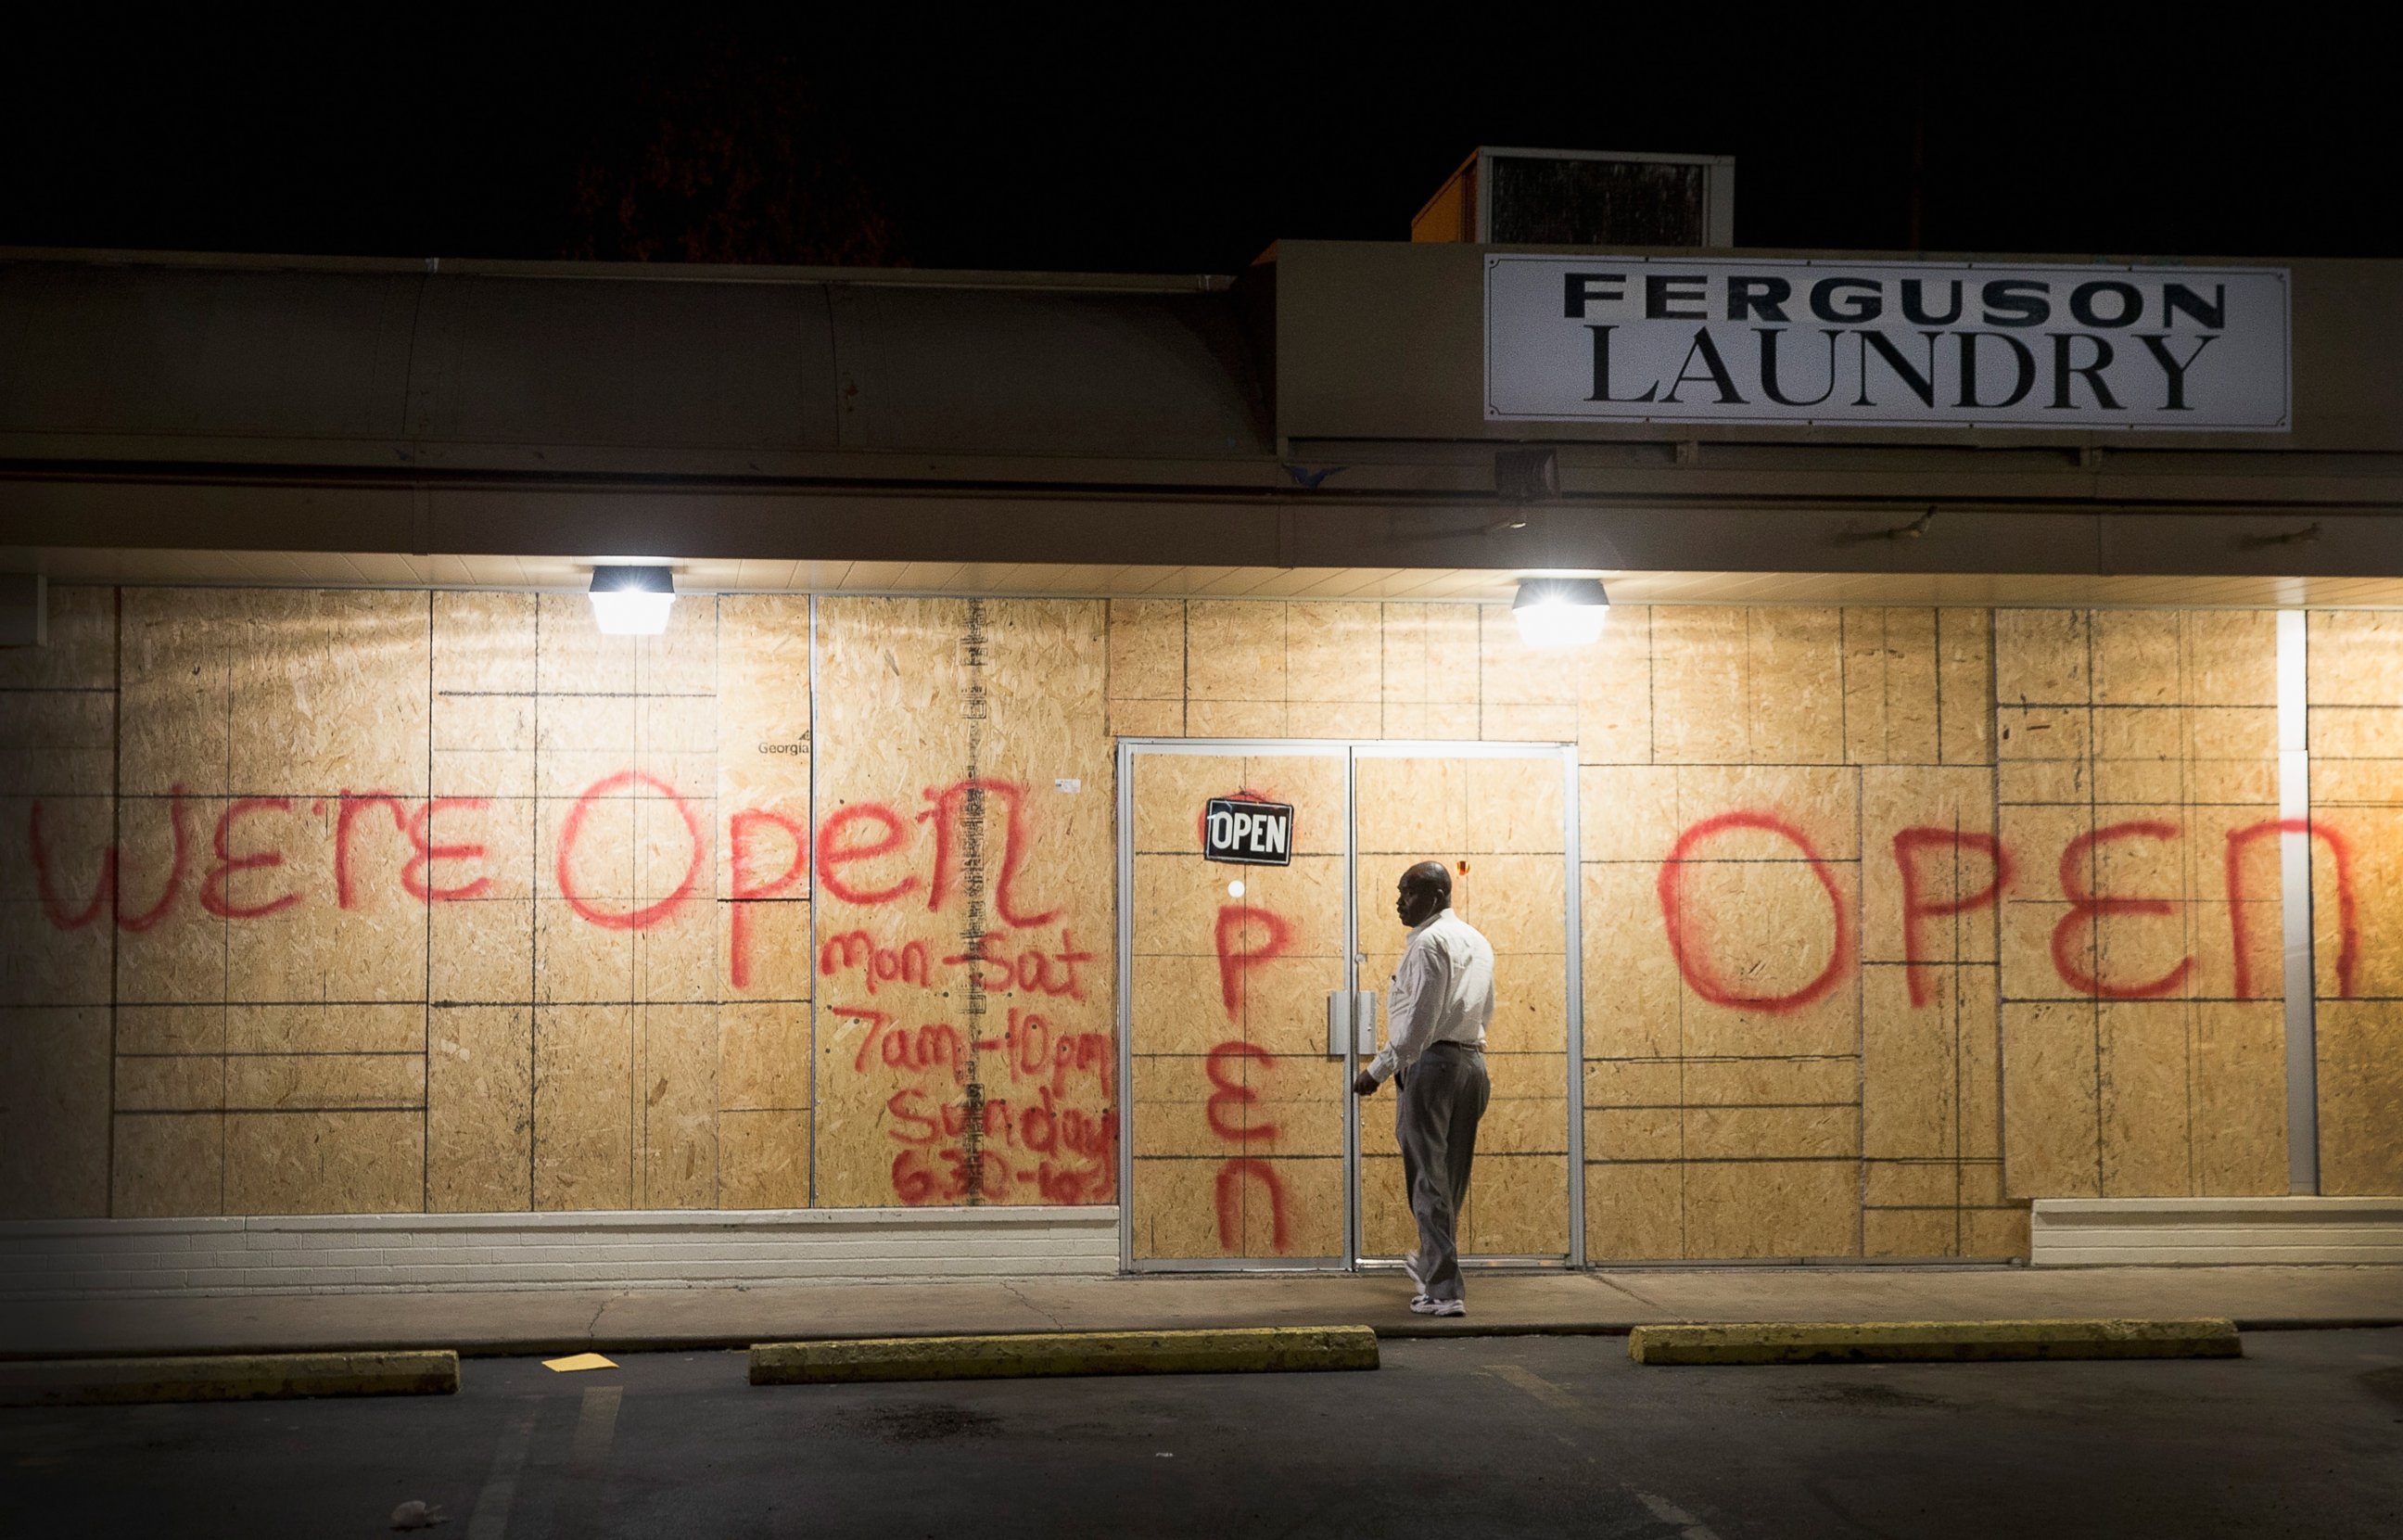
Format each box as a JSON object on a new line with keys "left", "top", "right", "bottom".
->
{"left": 1203, "top": 797, "right": 1294, "bottom": 866}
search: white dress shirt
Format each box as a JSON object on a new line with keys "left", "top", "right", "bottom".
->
{"left": 1367, "top": 907, "right": 1494, "bottom": 1084}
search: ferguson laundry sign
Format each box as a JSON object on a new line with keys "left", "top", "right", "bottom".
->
{"left": 1485, "top": 254, "right": 2289, "bottom": 430}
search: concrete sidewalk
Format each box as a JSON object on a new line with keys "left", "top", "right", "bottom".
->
{"left": 6, "top": 1265, "right": 2397, "bottom": 1359}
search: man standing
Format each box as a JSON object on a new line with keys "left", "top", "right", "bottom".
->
{"left": 1354, "top": 860, "right": 1494, "bottom": 1317}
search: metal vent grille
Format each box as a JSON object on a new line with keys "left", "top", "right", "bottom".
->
{"left": 1487, "top": 155, "right": 1708, "bottom": 245}
{"left": 1413, "top": 147, "right": 1735, "bottom": 248}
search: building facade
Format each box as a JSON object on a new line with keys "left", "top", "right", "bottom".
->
{"left": 2, "top": 242, "right": 2397, "bottom": 1294}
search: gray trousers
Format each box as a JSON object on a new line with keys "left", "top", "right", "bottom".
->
{"left": 1393, "top": 1043, "right": 1490, "bottom": 1303}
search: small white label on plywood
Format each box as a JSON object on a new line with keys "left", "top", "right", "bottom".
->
{"left": 1055, "top": 778, "right": 1082, "bottom": 793}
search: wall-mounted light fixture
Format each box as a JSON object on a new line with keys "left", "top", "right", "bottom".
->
{"left": 1512, "top": 576, "right": 1608, "bottom": 647}
{"left": 589, "top": 566, "right": 676, "bottom": 636}
{"left": 1487, "top": 446, "right": 1559, "bottom": 535}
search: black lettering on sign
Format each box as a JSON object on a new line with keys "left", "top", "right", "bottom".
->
{"left": 1203, "top": 798, "right": 1295, "bottom": 867}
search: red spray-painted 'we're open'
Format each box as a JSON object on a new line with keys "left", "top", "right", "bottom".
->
{"left": 24, "top": 783, "right": 2362, "bottom": 1003}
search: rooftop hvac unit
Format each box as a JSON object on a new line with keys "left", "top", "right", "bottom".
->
{"left": 1412, "top": 147, "right": 1735, "bottom": 248}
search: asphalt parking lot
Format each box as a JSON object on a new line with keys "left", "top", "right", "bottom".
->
{"left": 5, "top": 1329, "right": 2399, "bottom": 1538}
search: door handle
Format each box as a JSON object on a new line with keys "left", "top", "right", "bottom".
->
{"left": 1327, "top": 991, "right": 1350, "bottom": 1059}
{"left": 1352, "top": 992, "right": 1379, "bottom": 1055}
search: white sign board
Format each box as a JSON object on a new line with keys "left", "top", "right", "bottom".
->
{"left": 1485, "top": 255, "right": 2290, "bottom": 431}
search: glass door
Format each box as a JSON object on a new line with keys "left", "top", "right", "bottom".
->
{"left": 1352, "top": 745, "right": 1577, "bottom": 1266}
{"left": 1118, "top": 740, "right": 1579, "bottom": 1270}
{"left": 1122, "top": 745, "right": 1350, "bottom": 1266}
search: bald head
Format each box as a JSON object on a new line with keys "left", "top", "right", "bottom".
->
{"left": 1395, "top": 861, "right": 1452, "bottom": 927}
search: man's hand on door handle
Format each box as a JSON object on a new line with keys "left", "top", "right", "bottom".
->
{"left": 1352, "top": 1069, "right": 1379, "bottom": 1096}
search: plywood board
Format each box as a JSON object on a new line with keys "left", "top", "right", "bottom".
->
{"left": 632, "top": 899, "right": 718, "bottom": 1005}
{"left": 812, "top": 598, "right": 1115, "bottom": 1210}
{"left": 1937, "top": 608, "right": 1994, "bottom": 765}
{"left": 102, "top": 801, "right": 223, "bottom": 1006}
{"left": 1127, "top": 746, "right": 1343, "bottom": 1249}
{"left": 118, "top": 587, "right": 234, "bottom": 798}
{"left": 1648, "top": 607, "right": 1748, "bottom": 763}
{"left": 2315, "top": 1001, "right": 2403, "bottom": 1195}
{"left": 533, "top": 1004, "right": 634, "bottom": 1211}
{"left": 1652, "top": 855, "right": 1858, "bottom": 1059}
{"left": 1585, "top": 1160, "right": 1682, "bottom": 1261}
{"left": 1478, "top": 605, "right": 1580, "bottom": 710}
{"left": 2306, "top": 609, "right": 2403, "bottom": 1196}
{"left": 1744, "top": 607, "right": 1846, "bottom": 765}
{"left": 1682, "top": 1105, "right": 1858, "bottom": 1161}
{"left": 0, "top": 893, "right": 113, "bottom": 1015}
{"left": 429, "top": 888, "right": 536, "bottom": 1005}
{"left": 1865, "top": 1160, "right": 1956, "bottom": 1207}
{"left": 1957, "top": 973, "right": 2002, "bottom": 1164}
{"left": 1575, "top": 604, "right": 1654, "bottom": 766}
{"left": 1861, "top": 765, "right": 1999, "bottom": 968}
{"left": 716, "top": 594, "right": 812, "bottom": 861}
{"left": 1582, "top": 862, "right": 1685, "bottom": 1061}
{"left": 1185, "top": 601, "right": 1285, "bottom": 703}
{"left": 637, "top": 1002, "right": 718, "bottom": 1208}
{"left": 1580, "top": 765, "right": 1678, "bottom": 865}
{"left": 1864, "top": 1207, "right": 1959, "bottom": 1258}
{"left": 0, "top": 581, "right": 2321, "bottom": 1271}
{"left": 223, "top": 1052, "right": 425, "bottom": 1111}
{"left": 1843, "top": 607, "right": 1939, "bottom": 765}
{"left": 224, "top": 1110, "right": 424, "bottom": 1215}
{"left": 1132, "top": 1153, "right": 1343, "bottom": 1260}
{"left": 110, "top": 1112, "right": 222, "bottom": 1217}
{"left": 719, "top": 1109, "right": 811, "bottom": 1209}
{"left": 431, "top": 591, "right": 536, "bottom": 695}
{"left": 718, "top": 1001, "right": 812, "bottom": 1113}
{"left": 0, "top": 584, "right": 114, "bottom": 694}
{"left": 1351, "top": 746, "right": 1572, "bottom": 1261}
{"left": 1106, "top": 598, "right": 1184, "bottom": 705}
{"left": 1380, "top": 605, "right": 1481, "bottom": 713}
{"left": 1111, "top": 697, "right": 1185, "bottom": 738}
{"left": 0, "top": 1008, "right": 109, "bottom": 1216}
{"left": 1673, "top": 764, "right": 1861, "bottom": 859}
{"left": 227, "top": 590, "right": 430, "bottom": 796}
{"left": 2181, "top": 610, "right": 2277, "bottom": 706}
{"left": 428, "top": 1005, "right": 533, "bottom": 1212}
{"left": 1457, "top": 1152, "right": 1569, "bottom": 1254}
{"left": 1863, "top": 961, "right": 1959, "bottom": 1162}
{"left": 1994, "top": 608, "right": 2090, "bottom": 706}
{"left": 0, "top": 692, "right": 114, "bottom": 798}
{"left": 2309, "top": 610, "right": 2403, "bottom": 704}
{"left": 1683, "top": 1159, "right": 1858, "bottom": 1258}
{"left": 2193, "top": 1000, "right": 2288, "bottom": 1194}
{"left": 1288, "top": 602, "right": 1382, "bottom": 706}
{"left": 1963, "top": 1205, "right": 2031, "bottom": 1257}
{"left": 2090, "top": 610, "right": 2182, "bottom": 706}
{"left": 2001, "top": 1000, "right": 2100, "bottom": 1198}
{"left": 2096, "top": 1000, "right": 2193, "bottom": 1195}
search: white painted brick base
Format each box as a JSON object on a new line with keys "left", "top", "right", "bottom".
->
{"left": 2031, "top": 1196, "right": 2403, "bottom": 1266}
{"left": 0, "top": 1207, "right": 1122, "bottom": 1300}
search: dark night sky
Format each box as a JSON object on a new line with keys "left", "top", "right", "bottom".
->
{"left": 4, "top": 15, "right": 2395, "bottom": 272}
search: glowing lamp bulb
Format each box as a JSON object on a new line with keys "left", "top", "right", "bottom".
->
{"left": 589, "top": 566, "right": 676, "bottom": 636}
{"left": 1510, "top": 578, "right": 1609, "bottom": 648}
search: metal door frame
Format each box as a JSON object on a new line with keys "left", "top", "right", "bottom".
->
{"left": 1114, "top": 739, "right": 1351, "bottom": 1273}
{"left": 1115, "top": 738, "right": 1583, "bottom": 1274}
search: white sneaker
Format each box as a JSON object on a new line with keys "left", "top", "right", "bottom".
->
{"left": 1409, "top": 1294, "right": 1466, "bottom": 1317}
